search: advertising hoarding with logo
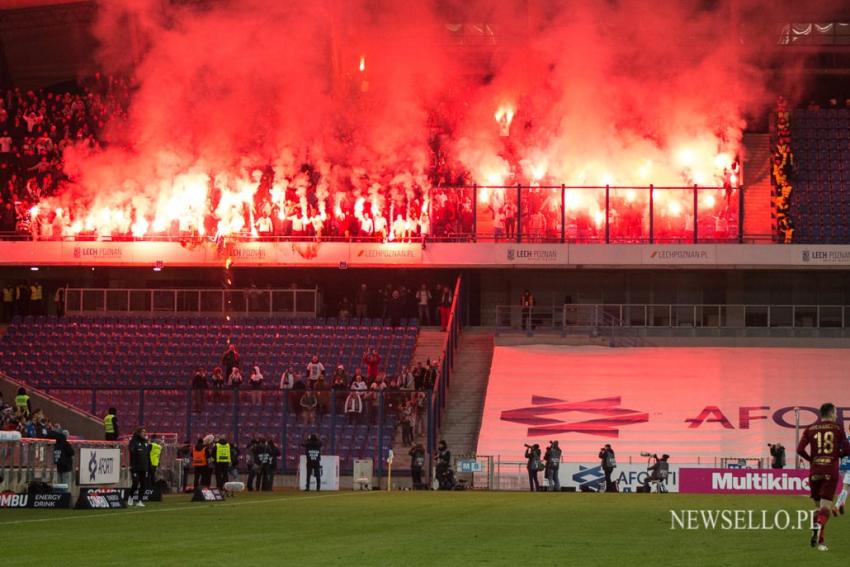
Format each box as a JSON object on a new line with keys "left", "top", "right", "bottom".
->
{"left": 564, "top": 462, "right": 682, "bottom": 493}
{"left": 477, "top": 346, "right": 850, "bottom": 462}
{"left": 78, "top": 447, "right": 121, "bottom": 485}
{"left": 679, "top": 468, "right": 810, "bottom": 495}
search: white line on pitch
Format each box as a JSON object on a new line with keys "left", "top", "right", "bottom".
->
{"left": 0, "top": 490, "right": 366, "bottom": 526}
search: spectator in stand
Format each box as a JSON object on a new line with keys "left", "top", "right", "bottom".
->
{"left": 228, "top": 366, "right": 243, "bottom": 390}
{"left": 400, "top": 365, "right": 415, "bottom": 391}
{"left": 424, "top": 359, "right": 438, "bottom": 390}
{"left": 388, "top": 290, "right": 404, "bottom": 327}
{"left": 314, "top": 374, "right": 329, "bottom": 421}
{"left": 331, "top": 367, "right": 348, "bottom": 414}
{"left": 221, "top": 344, "right": 239, "bottom": 378}
{"left": 191, "top": 367, "right": 208, "bottom": 413}
{"left": 438, "top": 285, "right": 453, "bottom": 331}
{"left": 52, "top": 430, "right": 74, "bottom": 488}
{"left": 306, "top": 355, "right": 325, "bottom": 389}
{"left": 338, "top": 297, "right": 352, "bottom": 319}
{"left": 368, "top": 375, "right": 387, "bottom": 425}
{"left": 355, "top": 283, "right": 369, "bottom": 318}
{"left": 362, "top": 349, "right": 381, "bottom": 381}
{"left": 53, "top": 286, "right": 64, "bottom": 316}
{"left": 346, "top": 373, "right": 367, "bottom": 424}
{"left": 415, "top": 283, "right": 432, "bottom": 325}
{"left": 248, "top": 366, "right": 264, "bottom": 404}
{"left": 300, "top": 387, "right": 318, "bottom": 425}
{"left": 520, "top": 289, "right": 535, "bottom": 331}
{"left": 279, "top": 367, "right": 295, "bottom": 390}
{"left": 126, "top": 427, "right": 150, "bottom": 506}
{"left": 291, "top": 373, "right": 306, "bottom": 417}
{"left": 210, "top": 366, "right": 225, "bottom": 398}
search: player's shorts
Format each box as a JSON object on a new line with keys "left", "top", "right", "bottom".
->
{"left": 843, "top": 471, "right": 850, "bottom": 485}
{"left": 810, "top": 473, "right": 839, "bottom": 501}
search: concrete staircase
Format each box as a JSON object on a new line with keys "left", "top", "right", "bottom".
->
{"left": 742, "top": 133, "right": 774, "bottom": 240}
{"left": 410, "top": 329, "right": 446, "bottom": 366}
{"left": 440, "top": 329, "right": 495, "bottom": 458}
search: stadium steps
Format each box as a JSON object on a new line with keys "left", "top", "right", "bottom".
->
{"left": 440, "top": 329, "right": 494, "bottom": 461}
{"left": 742, "top": 132, "right": 774, "bottom": 239}
{"left": 410, "top": 329, "right": 446, "bottom": 366}
{"left": 0, "top": 372, "right": 103, "bottom": 439}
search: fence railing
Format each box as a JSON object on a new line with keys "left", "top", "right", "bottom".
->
{"left": 495, "top": 303, "right": 850, "bottom": 335}
{"left": 6, "top": 184, "right": 751, "bottom": 245}
{"left": 429, "top": 275, "right": 463, "bottom": 455}
{"left": 63, "top": 287, "right": 319, "bottom": 317}
{"left": 40, "top": 386, "right": 432, "bottom": 479}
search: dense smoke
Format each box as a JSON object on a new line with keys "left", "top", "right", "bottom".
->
{"left": 39, "top": 0, "right": 790, "bottom": 238}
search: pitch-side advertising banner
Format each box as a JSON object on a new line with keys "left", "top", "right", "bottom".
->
{"left": 679, "top": 468, "right": 809, "bottom": 495}
{"left": 78, "top": 447, "right": 121, "bottom": 485}
{"left": 562, "top": 462, "right": 683, "bottom": 493}
{"left": 476, "top": 346, "right": 850, "bottom": 462}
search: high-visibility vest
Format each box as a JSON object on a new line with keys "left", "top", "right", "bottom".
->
{"left": 192, "top": 447, "right": 207, "bottom": 467}
{"left": 215, "top": 443, "right": 231, "bottom": 463}
{"left": 103, "top": 414, "right": 115, "bottom": 434}
{"left": 15, "top": 394, "right": 29, "bottom": 410}
{"left": 2, "top": 288, "right": 12, "bottom": 302}
{"left": 150, "top": 442, "right": 162, "bottom": 467}
{"left": 30, "top": 285, "right": 42, "bottom": 300}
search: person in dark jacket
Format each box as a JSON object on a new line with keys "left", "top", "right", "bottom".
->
{"left": 52, "top": 431, "right": 74, "bottom": 487}
{"left": 126, "top": 427, "right": 150, "bottom": 506}
{"left": 254, "top": 438, "right": 272, "bottom": 492}
{"left": 599, "top": 444, "right": 617, "bottom": 492}
{"left": 544, "top": 440, "right": 562, "bottom": 492}
{"left": 525, "top": 443, "right": 542, "bottom": 492}
{"left": 303, "top": 434, "right": 322, "bottom": 491}
{"left": 221, "top": 344, "right": 239, "bottom": 379}
{"left": 409, "top": 443, "right": 426, "bottom": 489}
{"left": 266, "top": 440, "right": 280, "bottom": 490}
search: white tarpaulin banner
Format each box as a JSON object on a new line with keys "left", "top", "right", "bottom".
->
{"left": 477, "top": 346, "right": 850, "bottom": 462}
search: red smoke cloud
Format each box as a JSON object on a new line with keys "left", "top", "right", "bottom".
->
{"left": 36, "top": 0, "right": 815, "bottom": 238}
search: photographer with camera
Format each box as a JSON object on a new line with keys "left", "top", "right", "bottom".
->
{"left": 769, "top": 443, "right": 786, "bottom": 469}
{"left": 641, "top": 453, "right": 670, "bottom": 493}
{"left": 435, "top": 440, "right": 455, "bottom": 489}
{"left": 544, "top": 441, "right": 562, "bottom": 492}
{"left": 598, "top": 444, "right": 617, "bottom": 492}
{"left": 525, "top": 443, "right": 542, "bottom": 492}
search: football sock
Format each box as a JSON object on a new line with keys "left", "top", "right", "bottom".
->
{"left": 836, "top": 488, "right": 848, "bottom": 509}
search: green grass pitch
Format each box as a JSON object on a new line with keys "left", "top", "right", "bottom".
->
{"left": 2, "top": 491, "right": 848, "bottom": 566}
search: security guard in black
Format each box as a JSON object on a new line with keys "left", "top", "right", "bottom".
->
{"left": 303, "top": 434, "right": 322, "bottom": 491}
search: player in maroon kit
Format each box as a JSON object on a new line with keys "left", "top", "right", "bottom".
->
{"left": 797, "top": 402, "right": 850, "bottom": 551}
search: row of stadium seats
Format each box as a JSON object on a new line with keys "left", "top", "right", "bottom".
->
{"left": 789, "top": 110, "right": 850, "bottom": 242}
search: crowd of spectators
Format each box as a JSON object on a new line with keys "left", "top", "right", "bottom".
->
{"left": 334, "top": 280, "right": 453, "bottom": 328}
{"left": 773, "top": 97, "right": 795, "bottom": 243}
{"left": 0, "top": 387, "right": 68, "bottom": 441}
{"left": 0, "top": 74, "right": 130, "bottom": 237}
